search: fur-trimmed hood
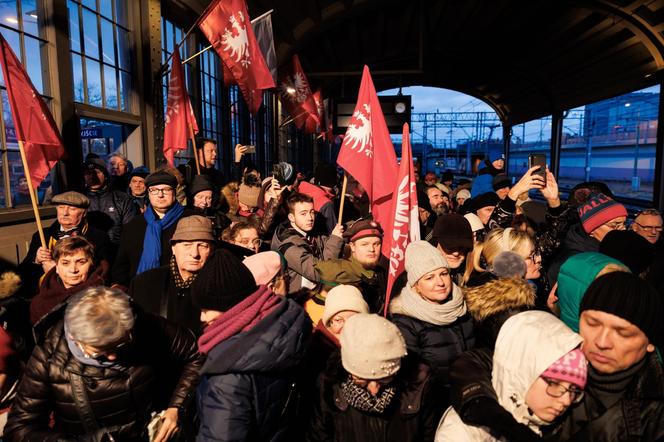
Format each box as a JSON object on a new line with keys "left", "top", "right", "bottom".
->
{"left": 0, "top": 270, "right": 21, "bottom": 299}
{"left": 463, "top": 277, "right": 535, "bottom": 322}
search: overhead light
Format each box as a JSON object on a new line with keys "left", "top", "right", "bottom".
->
{"left": 395, "top": 101, "right": 406, "bottom": 113}
{"left": 286, "top": 86, "right": 296, "bottom": 95}
{"left": 5, "top": 16, "right": 18, "bottom": 24}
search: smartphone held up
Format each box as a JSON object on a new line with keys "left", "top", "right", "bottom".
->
{"left": 528, "top": 153, "right": 547, "bottom": 187}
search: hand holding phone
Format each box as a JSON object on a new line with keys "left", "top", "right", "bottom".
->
{"left": 528, "top": 154, "right": 547, "bottom": 185}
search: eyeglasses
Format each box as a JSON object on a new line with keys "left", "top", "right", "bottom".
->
{"left": 541, "top": 377, "right": 584, "bottom": 403}
{"left": 633, "top": 221, "right": 663, "bottom": 232}
{"left": 148, "top": 187, "right": 174, "bottom": 195}
{"left": 76, "top": 333, "right": 132, "bottom": 363}
{"left": 238, "top": 238, "right": 262, "bottom": 247}
{"left": 525, "top": 250, "right": 541, "bottom": 262}
{"left": 604, "top": 221, "right": 627, "bottom": 231}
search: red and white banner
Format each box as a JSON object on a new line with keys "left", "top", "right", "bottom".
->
{"left": 199, "top": 0, "right": 275, "bottom": 114}
{"left": 383, "top": 123, "right": 420, "bottom": 315}
{"left": 163, "top": 47, "right": 198, "bottom": 166}
{"left": 336, "top": 65, "right": 398, "bottom": 251}
{"left": 278, "top": 55, "right": 319, "bottom": 131}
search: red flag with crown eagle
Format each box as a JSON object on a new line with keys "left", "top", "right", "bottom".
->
{"left": 383, "top": 123, "right": 420, "bottom": 315}
{"left": 278, "top": 55, "right": 319, "bottom": 130}
{"left": 163, "top": 47, "right": 199, "bottom": 166}
{"left": 199, "top": 0, "right": 275, "bottom": 114}
{"left": 336, "top": 65, "right": 398, "bottom": 255}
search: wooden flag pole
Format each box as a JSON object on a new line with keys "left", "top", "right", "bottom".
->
{"left": 189, "top": 124, "right": 201, "bottom": 175}
{"left": 337, "top": 173, "right": 348, "bottom": 224}
{"left": 17, "top": 139, "right": 46, "bottom": 248}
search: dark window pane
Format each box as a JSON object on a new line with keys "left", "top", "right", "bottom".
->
{"left": 72, "top": 53, "right": 84, "bottom": 101}
{"left": 67, "top": 0, "right": 81, "bottom": 52}
{"left": 24, "top": 36, "right": 43, "bottom": 94}
{"left": 85, "top": 57, "right": 102, "bottom": 106}
{"left": 82, "top": 7, "right": 99, "bottom": 59}
{"left": 116, "top": 26, "right": 130, "bottom": 71}
{"left": 119, "top": 70, "right": 130, "bottom": 111}
{"left": 0, "top": 0, "right": 19, "bottom": 30}
{"left": 104, "top": 64, "right": 117, "bottom": 109}
{"left": 22, "top": 0, "right": 39, "bottom": 37}
{"left": 100, "top": 18, "right": 115, "bottom": 65}
{"left": 114, "top": 0, "right": 127, "bottom": 28}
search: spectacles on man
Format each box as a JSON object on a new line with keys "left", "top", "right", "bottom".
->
{"left": 76, "top": 333, "right": 133, "bottom": 363}
{"left": 541, "top": 377, "right": 584, "bottom": 403}
{"left": 148, "top": 187, "right": 174, "bottom": 196}
{"left": 633, "top": 221, "right": 663, "bottom": 232}
{"left": 604, "top": 220, "right": 626, "bottom": 231}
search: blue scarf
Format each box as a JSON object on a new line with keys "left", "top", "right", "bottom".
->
{"left": 136, "top": 202, "right": 184, "bottom": 275}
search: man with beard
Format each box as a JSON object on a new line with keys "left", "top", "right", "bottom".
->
{"left": 313, "top": 219, "right": 387, "bottom": 317}
{"left": 427, "top": 185, "right": 450, "bottom": 215}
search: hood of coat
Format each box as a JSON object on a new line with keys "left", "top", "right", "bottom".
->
{"left": 463, "top": 277, "right": 536, "bottom": 322}
{"left": 201, "top": 298, "right": 311, "bottom": 375}
{"left": 562, "top": 223, "right": 600, "bottom": 255}
{"left": 557, "top": 252, "right": 627, "bottom": 333}
{"left": 492, "top": 311, "right": 582, "bottom": 431}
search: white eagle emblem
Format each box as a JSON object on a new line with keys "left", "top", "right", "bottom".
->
{"left": 222, "top": 12, "right": 250, "bottom": 67}
{"left": 342, "top": 104, "right": 372, "bottom": 157}
{"left": 165, "top": 82, "right": 182, "bottom": 124}
{"left": 279, "top": 72, "right": 310, "bottom": 104}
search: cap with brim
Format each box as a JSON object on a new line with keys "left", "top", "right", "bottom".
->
{"left": 52, "top": 191, "right": 89, "bottom": 209}
{"left": 145, "top": 170, "right": 177, "bottom": 189}
{"left": 171, "top": 215, "right": 215, "bottom": 243}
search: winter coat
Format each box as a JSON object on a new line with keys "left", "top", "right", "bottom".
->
{"left": 437, "top": 311, "right": 582, "bottom": 441}
{"left": 556, "top": 252, "right": 625, "bottom": 333}
{"left": 4, "top": 310, "right": 203, "bottom": 441}
{"left": 129, "top": 265, "right": 201, "bottom": 334}
{"left": 86, "top": 186, "right": 137, "bottom": 245}
{"left": 463, "top": 277, "right": 536, "bottom": 349}
{"left": 111, "top": 209, "right": 181, "bottom": 287}
{"left": 196, "top": 298, "right": 311, "bottom": 442}
{"left": 306, "top": 353, "right": 437, "bottom": 442}
{"left": 554, "top": 352, "right": 664, "bottom": 441}
{"left": 270, "top": 222, "right": 344, "bottom": 295}
{"left": 547, "top": 222, "right": 600, "bottom": 285}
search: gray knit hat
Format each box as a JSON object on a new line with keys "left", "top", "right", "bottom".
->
{"left": 405, "top": 240, "right": 449, "bottom": 287}
{"left": 340, "top": 313, "right": 407, "bottom": 379}
{"left": 322, "top": 285, "right": 370, "bottom": 326}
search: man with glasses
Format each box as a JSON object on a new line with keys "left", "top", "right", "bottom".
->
{"left": 5, "top": 286, "right": 202, "bottom": 442}
{"left": 632, "top": 208, "right": 663, "bottom": 244}
{"left": 112, "top": 171, "right": 185, "bottom": 287}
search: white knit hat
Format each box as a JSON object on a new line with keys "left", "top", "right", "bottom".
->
{"left": 464, "top": 213, "right": 484, "bottom": 232}
{"left": 405, "top": 240, "right": 449, "bottom": 287}
{"left": 340, "top": 313, "right": 407, "bottom": 379}
{"left": 456, "top": 189, "right": 471, "bottom": 200}
{"left": 322, "top": 285, "right": 370, "bottom": 326}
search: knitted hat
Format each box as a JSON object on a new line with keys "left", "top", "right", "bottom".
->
{"left": 171, "top": 215, "right": 215, "bottom": 243}
{"left": 243, "top": 251, "right": 283, "bottom": 285}
{"left": 145, "top": 170, "right": 177, "bottom": 189}
{"left": 541, "top": 348, "right": 588, "bottom": 389}
{"left": 599, "top": 230, "right": 655, "bottom": 275}
{"left": 472, "top": 192, "right": 500, "bottom": 211}
{"left": 189, "top": 175, "right": 214, "bottom": 196}
{"left": 129, "top": 166, "right": 150, "bottom": 179}
{"left": 464, "top": 213, "right": 484, "bottom": 232}
{"left": 580, "top": 272, "right": 664, "bottom": 349}
{"left": 456, "top": 189, "right": 471, "bottom": 201}
{"left": 322, "top": 285, "right": 370, "bottom": 326}
{"left": 405, "top": 240, "right": 449, "bottom": 287}
{"left": 577, "top": 193, "right": 627, "bottom": 234}
{"left": 238, "top": 183, "right": 261, "bottom": 208}
{"left": 432, "top": 214, "right": 473, "bottom": 251}
{"left": 191, "top": 249, "right": 258, "bottom": 311}
{"left": 343, "top": 219, "right": 383, "bottom": 242}
{"left": 52, "top": 191, "right": 89, "bottom": 209}
{"left": 488, "top": 146, "right": 505, "bottom": 163}
{"left": 340, "top": 313, "right": 407, "bottom": 379}
{"left": 492, "top": 174, "right": 511, "bottom": 191}
{"left": 84, "top": 156, "right": 107, "bottom": 173}
{"left": 491, "top": 251, "right": 527, "bottom": 278}
{"left": 435, "top": 183, "right": 451, "bottom": 195}
{"left": 520, "top": 200, "right": 547, "bottom": 227}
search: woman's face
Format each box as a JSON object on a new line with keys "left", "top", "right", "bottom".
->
{"left": 524, "top": 248, "right": 542, "bottom": 279}
{"left": 525, "top": 377, "right": 577, "bottom": 423}
{"left": 56, "top": 250, "right": 92, "bottom": 289}
{"left": 414, "top": 267, "right": 452, "bottom": 303}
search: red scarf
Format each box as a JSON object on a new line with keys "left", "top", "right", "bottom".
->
{"left": 198, "top": 285, "right": 281, "bottom": 355}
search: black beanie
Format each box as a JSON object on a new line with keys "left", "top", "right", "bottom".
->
{"left": 315, "top": 163, "right": 338, "bottom": 188}
{"left": 599, "top": 230, "right": 655, "bottom": 275}
{"left": 492, "top": 174, "right": 511, "bottom": 191}
{"left": 189, "top": 175, "right": 214, "bottom": 197}
{"left": 191, "top": 249, "right": 257, "bottom": 311}
{"left": 580, "top": 272, "right": 663, "bottom": 349}
{"left": 471, "top": 192, "right": 500, "bottom": 211}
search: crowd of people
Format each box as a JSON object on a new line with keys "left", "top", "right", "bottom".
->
{"left": 0, "top": 142, "right": 662, "bottom": 441}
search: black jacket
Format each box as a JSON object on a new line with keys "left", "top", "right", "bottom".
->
{"left": 547, "top": 223, "right": 600, "bottom": 285}
{"left": 86, "top": 186, "right": 137, "bottom": 245}
{"left": 306, "top": 353, "right": 437, "bottom": 442}
{"left": 4, "top": 310, "right": 203, "bottom": 441}
{"left": 111, "top": 210, "right": 180, "bottom": 287}
{"left": 178, "top": 160, "right": 226, "bottom": 191}
{"left": 196, "top": 298, "right": 311, "bottom": 442}
{"left": 129, "top": 265, "right": 201, "bottom": 334}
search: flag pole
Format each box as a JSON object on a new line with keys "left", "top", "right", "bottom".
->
{"left": 17, "top": 140, "right": 46, "bottom": 248}
{"left": 337, "top": 173, "right": 348, "bottom": 224}
{"left": 189, "top": 124, "right": 201, "bottom": 175}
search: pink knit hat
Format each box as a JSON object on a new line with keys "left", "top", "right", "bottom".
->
{"left": 541, "top": 348, "right": 588, "bottom": 388}
{"left": 243, "top": 251, "right": 282, "bottom": 285}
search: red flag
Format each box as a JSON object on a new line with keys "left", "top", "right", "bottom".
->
{"left": 0, "top": 34, "right": 65, "bottom": 188}
{"left": 278, "top": 55, "right": 319, "bottom": 130}
{"left": 383, "top": 123, "right": 420, "bottom": 315}
{"left": 336, "top": 65, "right": 398, "bottom": 251}
{"left": 163, "top": 47, "right": 198, "bottom": 166}
{"left": 303, "top": 90, "right": 324, "bottom": 135}
{"left": 199, "top": 0, "right": 275, "bottom": 114}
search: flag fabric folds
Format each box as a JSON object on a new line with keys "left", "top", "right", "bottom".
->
{"left": 278, "top": 55, "right": 319, "bottom": 131}
{"left": 0, "top": 34, "right": 65, "bottom": 189}
{"left": 199, "top": 0, "right": 275, "bottom": 114}
{"left": 383, "top": 123, "right": 420, "bottom": 315}
{"left": 163, "top": 47, "right": 199, "bottom": 167}
{"left": 336, "top": 65, "right": 399, "bottom": 253}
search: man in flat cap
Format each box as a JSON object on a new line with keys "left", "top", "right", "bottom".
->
{"left": 129, "top": 215, "right": 215, "bottom": 332}
{"left": 19, "top": 191, "right": 111, "bottom": 295}
{"left": 112, "top": 170, "right": 185, "bottom": 287}
{"left": 311, "top": 218, "right": 387, "bottom": 319}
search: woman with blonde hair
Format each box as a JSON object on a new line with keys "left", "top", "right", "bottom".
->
{"left": 464, "top": 227, "right": 541, "bottom": 287}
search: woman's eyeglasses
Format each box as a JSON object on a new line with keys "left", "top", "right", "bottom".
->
{"left": 541, "top": 377, "right": 584, "bottom": 403}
